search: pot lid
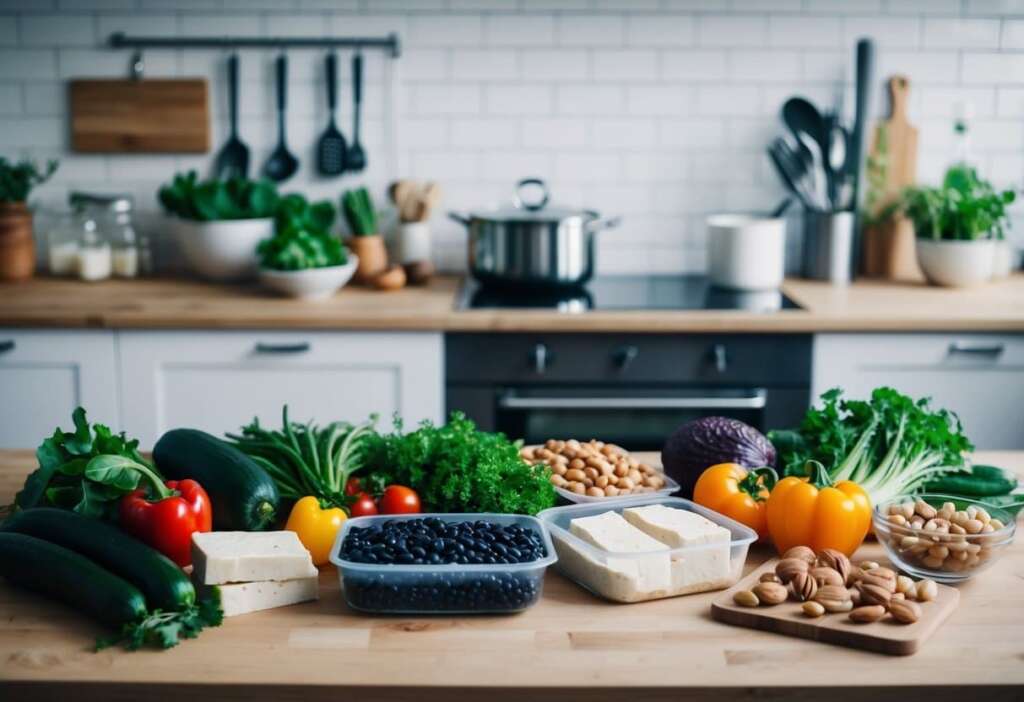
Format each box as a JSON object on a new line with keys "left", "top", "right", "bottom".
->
{"left": 468, "top": 178, "right": 597, "bottom": 222}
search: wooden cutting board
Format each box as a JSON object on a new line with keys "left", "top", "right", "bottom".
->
{"left": 69, "top": 79, "right": 210, "bottom": 153}
{"left": 710, "top": 558, "right": 959, "bottom": 656}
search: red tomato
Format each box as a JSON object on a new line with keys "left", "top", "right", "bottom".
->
{"left": 349, "top": 492, "right": 379, "bottom": 518}
{"left": 344, "top": 477, "right": 362, "bottom": 496}
{"left": 378, "top": 485, "right": 421, "bottom": 515}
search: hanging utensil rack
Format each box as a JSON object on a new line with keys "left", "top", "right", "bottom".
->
{"left": 108, "top": 32, "right": 401, "bottom": 58}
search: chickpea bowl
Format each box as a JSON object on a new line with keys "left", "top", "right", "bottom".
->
{"left": 521, "top": 439, "right": 680, "bottom": 504}
{"left": 874, "top": 494, "right": 1016, "bottom": 584}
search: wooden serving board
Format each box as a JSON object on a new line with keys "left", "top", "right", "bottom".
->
{"left": 710, "top": 558, "right": 959, "bottom": 656}
{"left": 69, "top": 79, "right": 209, "bottom": 153}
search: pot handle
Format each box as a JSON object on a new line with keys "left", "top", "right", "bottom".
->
{"left": 586, "top": 215, "right": 622, "bottom": 232}
{"left": 514, "top": 178, "right": 549, "bottom": 211}
{"left": 448, "top": 211, "right": 472, "bottom": 226}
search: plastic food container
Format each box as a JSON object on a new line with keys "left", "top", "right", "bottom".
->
{"left": 873, "top": 494, "right": 1016, "bottom": 584}
{"left": 329, "top": 513, "right": 557, "bottom": 614}
{"left": 538, "top": 496, "right": 757, "bottom": 603}
{"left": 554, "top": 472, "right": 681, "bottom": 505}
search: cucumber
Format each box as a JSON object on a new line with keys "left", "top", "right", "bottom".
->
{"left": 1, "top": 508, "right": 194, "bottom": 612}
{"left": 0, "top": 532, "right": 147, "bottom": 629}
{"left": 925, "top": 464, "right": 1018, "bottom": 497}
{"left": 154, "top": 428, "right": 280, "bottom": 531}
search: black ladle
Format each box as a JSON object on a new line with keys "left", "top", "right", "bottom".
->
{"left": 212, "top": 53, "right": 249, "bottom": 179}
{"left": 316, "top": 51, "right": 347, "bottom": 177}
{"left": 346, "top": 52, "right": 366, "bottom": 173}
{"left": 263, "top": 53, "right": 299, "bottom": 182}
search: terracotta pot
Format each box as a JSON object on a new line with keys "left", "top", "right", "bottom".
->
{"left": 0, "top": 202, "right": 35, "bottom": 282}
{"left": 861, "top": 217, "right": 923, "bottom": 282}
{"left": 348, "top": 234, "right": 388, "bottom": 285}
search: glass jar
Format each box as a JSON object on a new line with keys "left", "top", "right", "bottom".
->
{"left": 70, "top": 191, "right": 150, "bottom": 278}
{"left": 76, "top": 218, "right": 111, "bottom": 282}
{"left": 44, "top": 209, "right": 80, "bottom": 276}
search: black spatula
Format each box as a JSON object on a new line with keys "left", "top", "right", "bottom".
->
{"left": 316, "top": 52, "right": 346, "bottom": 177}
{"left": 346, "top": 52, "right": 366, "bottom": 173}
{"left": 212, "top": 53, "right": 249, "bottom": 179}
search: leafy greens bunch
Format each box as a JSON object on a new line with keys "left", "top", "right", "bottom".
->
{"left": 158, "top": 170, "right": 279, "bottom": 221}
{"left": 901, "top": 164, "right": 1016, "bottom": 241}
{"left": 363, "top": 412, "right": 556, "bottom": 515}
{"left": 769, "top": 387, "right": 972, "bottom": 505}
{"left": 97, "top": 591, "right": 223, "bottom": 652}
{"left": 12, "top": 407, "right": 160, "bottom": 521}
{"left": 258, "top": 193, "right": 346, "bottom": 271}
{"left": 341, "top": 187, "right": 377, "bottom": 236}
{"left": 0, "top": 157, "right": 57, "bottom": 203}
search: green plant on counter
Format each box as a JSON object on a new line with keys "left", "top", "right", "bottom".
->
{"left": 900, "top": 164, "right": 1016, "bottom": 241}
{"left": 0, "top": 157, "right": 57, "bottom": 203}
{"left": 158, "top": 170, "right": 279, "bottom": 221}
{"left": 257, "top": 193, "right": 346, "bottom": 271}
{"left": 341, "top": 187, "right": 378, "bottom": 236}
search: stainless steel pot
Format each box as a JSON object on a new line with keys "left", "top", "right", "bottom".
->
{"left": 449, "top": 178, "right": 620, "bottom": 288}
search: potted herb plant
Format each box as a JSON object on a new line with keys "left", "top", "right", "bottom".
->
{"left": 342, "top": 187, "right": 388, "bottom": 284}
{"left": 256, "top": 194, "right": 357, "bottom": 301}
{"left": 901, "top": 165, "right": 1016, "bottom": 287}
{"left": 0, "top": 157, "right": 57, "bottom": 281}
{"left": 158, "top": 171, "right": 279, "bottom": 281}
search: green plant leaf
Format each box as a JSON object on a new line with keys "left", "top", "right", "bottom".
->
{"left": 84, "top": 455, "right": 144, "bottom": 491}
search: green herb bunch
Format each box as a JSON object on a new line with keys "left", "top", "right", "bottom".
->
{"left": 363, "top": 412, "right": 556, "bottom": 515}
{"left": 0, "top": 157, "right": 58, "bottom": 203}
{"left": 158, "top": 170, "right": 279, "bottom": 221}
{"left": 257, "top": 193, "right": 346, "bottom": 271}
{"left": 901, "top": 165, "right": 1016, "bottom": 241}
{"left": 341, "top": 187, "right": 378, "bottom": 236}
{"left": 97, "top": 590, "right": 223, "bottom": 652}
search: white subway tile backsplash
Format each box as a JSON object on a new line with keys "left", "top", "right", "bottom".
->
{"left": 412, "top": 84, "right": 482, "bottom": 115}
{"left": 555, "top": 83, "right": 625, "bottom": 114}
{"left": 408, "top": 15, "right": 483, "bottom": 47}
{"left": 626, "top": 84, "right": 690, "bottom": 115}
{"left": 695, "top": 85, "right": 759, "bottom": 116}
{"left": 555, "top": 152, "right": 621, "bottom": 182}
{"left": 923, "top": 19, "right": 1000, "bottom": 48}
{"left": 661, "top": 49, "right": 727, "bottom": 81}
{"left": 592, "top": 49, "right": 657, "bottom": 80}
{"left": 0, "top": 83, "right": 21, "bottom": 114}
{"left": 479, "top": 150, "right": 553, "bottom": 181}
{"left": 624, "top": 152, "right": 687, "bottom": 182}
{"left": 843, "top": 16, "right": 921, "bottom": 48}
{"left": 592, "top": 118, "right": 656, "bottom": 148}
{"left": 804, "top": 0, "right": 882, "bottom": 13}
{"left": 485, "top": 84, "right": 552, "bottom": 114}
{"left": 20, "top": 14, "right": 96, "bottom": 46}
{"left": 0, "top": 17, "right": 15, "bottom": 45}
{"left": 485, "top": 15, "right": 555, "bottom": 46}
{"left": 767, "top": 16, "right": 841, "bottom": 48}
{"left": 966, "top": 0, "right": 1024, "bottom": 17}
{"left": 452, "top": 49, "right": 519, "bottom": 80}
{"left": 996, "top": 86, "right": 1024, "bottom": 114}
{"left": 658, "top": 118, "right": 726, "bottom": 147}
{"left": 520, "top": 49, "right": 588, "bottom": 80}
{"left": 696, "top": 16, "right": 767, "bottom": 48}
{"left": 963, "top": 52, "right": 1024, "bottom": 83}
{"left": 625, "top": 15, "right": 694, "bottom": 47}
{"left": 449, "top": 118, "right": 517, "bottom": 147}
{"left": 522, "top": 117, "right": 587, "bottom": 147}
{"left": 180, "top": 15, "right": 261, "bottom": 37}
{"left": 1002, "top": 20, "right": 1024, "bottom": 47}
{"left": 556, "top": 15, "right": 625, "bottom": 47}
{"left": 0, "top": 117, "right": 63, "bottom": 148}
{"left": 0, "top": 49, "right": 57, "bottom": 80}
{"left": 730, "top": 50, "right": 801, "bottom": 82}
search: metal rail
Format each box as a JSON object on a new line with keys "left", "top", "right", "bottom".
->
{"left": 108, "top": 32, "right": 401, "bottom": 58}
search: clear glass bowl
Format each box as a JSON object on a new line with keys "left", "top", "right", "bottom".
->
{"left": 873, "top": 494, "right": 1016, "bottom": 583}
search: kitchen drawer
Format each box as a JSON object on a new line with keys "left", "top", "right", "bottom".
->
{"left": 0, "top": 329, "right": 119, "bottom": 449}
{"left": 814, "top": 333, "right": 1024, "bottom": 449}
{"left": 446, "top": 333, "right": 811, "bottom": 386}
{"left": 119, "top": 331, "right": 443, "bottom": 448}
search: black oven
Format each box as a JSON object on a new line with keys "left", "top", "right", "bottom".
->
{"left": 445, "top": 333, "right": 811, "bottom": 451}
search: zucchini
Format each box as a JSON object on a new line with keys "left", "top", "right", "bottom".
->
{"left": 154, "top": 428, "right": 280, "bottom": 531}
{"left": 0, "top": 532, "right": 146, "bottom": 629}
{"left": 1, "top": 508, "right": 194, "bottom": 612}
{"left": 925, "top": 464, "right": 1018, "bottom": 497}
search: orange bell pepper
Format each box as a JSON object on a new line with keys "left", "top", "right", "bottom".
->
{"left": 765, "top": 460, "right": 872, "bottom": 557}
{"left": 693, "top": 463, "right": 777, "bottom": 539}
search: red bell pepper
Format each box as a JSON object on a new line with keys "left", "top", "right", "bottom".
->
{"left": 120, "top": 476, "right": 212, "bottom": 568}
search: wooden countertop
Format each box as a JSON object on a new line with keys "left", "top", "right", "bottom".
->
{"left": 2, "top": 274, "right": 1023, "bottom": 332}
{"left": 2, "top": 450, "right": 1022, "bottom": 701}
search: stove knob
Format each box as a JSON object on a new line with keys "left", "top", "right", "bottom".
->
{"left": 613, "top": 345, "right": 639, "bottom": 371}
{"left": 711, "top": 343, "right": 728, "bottom": 373}
{"left": 531, "top": 342, "right": 551, "bottom": 374}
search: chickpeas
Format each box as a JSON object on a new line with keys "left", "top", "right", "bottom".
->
{"left": 883, "top": 498, "right": 1001, "bottom": 574}
{"left": 524, "top": 438, "right": 666, "bottom": 498}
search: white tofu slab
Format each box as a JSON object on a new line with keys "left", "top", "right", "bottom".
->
{"left": 622, "top": 504, "right": 731, "bottom": 588}
{"left": 196, "top": 576, "right": 319, "bottom": 617}
{"left": 569, "top": 511, "right": 670, "bottom": 592}
{"left": 191, "top": 531, "right": 318, "bottom": 585}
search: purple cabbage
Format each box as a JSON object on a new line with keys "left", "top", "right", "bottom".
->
{"left": 661, "top": 416, "right": 776, "bottom": 498}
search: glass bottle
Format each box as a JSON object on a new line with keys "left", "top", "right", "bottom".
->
{"left": 44, "top": 209, "right": 80, "bottom": 276}
{"left": 76, "top": 217, "right": 112, "bottom": 282}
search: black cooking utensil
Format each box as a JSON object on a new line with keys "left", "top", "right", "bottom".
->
{"left": 849, "top": 38, "right": 875, "bottom": 216}
{"left": 346, "top": 52, "right": 366, "bottom": 173}
{"left": 263, "top": 53, "right": 299, "bottom": 182}
{"left": 782, "top": 97, "right": 830, "bottom": 208}
{"left": 212, "top": 53, "right": 249, "bottom": 180}
{"left": 316, "top": 52, "right": 347, "bottom": 177}
{"left": 768, "top": 138, "right": 818, "bottom": 212}
{"left": 771, "top": 197, "right": 794, "bottom": 218}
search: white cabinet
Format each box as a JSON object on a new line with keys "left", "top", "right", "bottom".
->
{"left": 118, "top": 331, "right": 443, "bottom": 448}
{"left": 0, "top": 329, "right": 119, "bottom": 448}
{"left": 814, "top": 333, "right": 1024, "bottom": 449}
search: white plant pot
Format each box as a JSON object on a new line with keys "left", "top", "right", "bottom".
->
{"left": 706, "top": 214, "right": 786, "bottom": 291}
{"left": 173, "top": 217, "right": 274, "bottom": 281}
{"left": 258, "top": 254, "right": 359, "bottom": 301}
{"left": 915, "top": 239, "right": 995, "bottom": 288}
{"left": 992, "top": 239, "right": 1018, "bottom": 279}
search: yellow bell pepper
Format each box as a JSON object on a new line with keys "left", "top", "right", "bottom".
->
{"left": 285, "top": 496, "right": 347, "bottom": 566}
{"left": 765, "top": 460, "right": 872, "bottom": 557}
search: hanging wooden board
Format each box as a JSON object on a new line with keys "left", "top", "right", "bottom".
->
{"left": 69, "top": 79, "right": 210, "bottom": 153}
{"left": 710, "top": 558, "right": 959, "bottom": 656}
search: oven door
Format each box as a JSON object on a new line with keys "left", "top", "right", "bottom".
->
{"left": 495, "top": 386, "right": 768, "bottom": 451}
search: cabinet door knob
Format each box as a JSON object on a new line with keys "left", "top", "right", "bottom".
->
{"left": 254, "top": 341, "right": 311, "bottom": 354}
{"left": 0, "top": 340, "right": 14, "bottom": 355}
{"left": 614, "top": 345, "right": 639, "bottom": 371}
{"left": 948, "top": 341, "right": 1005, "bottom": 357}
{"left": 531, "top": 342, "right": 551, "bottom": 374}
{"left": 711, "top": 343, "right": 728, "bottom": 373}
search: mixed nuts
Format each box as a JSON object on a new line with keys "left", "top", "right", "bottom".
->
{"left": 524, "top": 439, "right": 667, "bottom": 498}
{"left": 732, "top": 546, "right": 938, "bottom": 626}
{"left": 881, "top": 499, "right": 1005, "bottom": 575}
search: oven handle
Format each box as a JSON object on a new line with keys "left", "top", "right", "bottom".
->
{"left": 498, "top": 389, "right": 767, "bottom": 411}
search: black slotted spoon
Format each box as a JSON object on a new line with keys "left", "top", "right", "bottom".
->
{"left": 212, "top": 53, "right": 249, "bottom": 179}
{"left": 263, "top": 53, "right": 299, "bottom": 182}
{"left": 316, "top": 51, "right": 347, "bottom": 177}
{"left": 346, "top": 52, "right": 366, "bottom": 173}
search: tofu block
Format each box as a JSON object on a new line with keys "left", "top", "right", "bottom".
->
{"left": 196, "top": 576, "right": 319, "bottom": 617}
{"left": 622, "top": 505, "right": 731, "bottom": 588}
{"left": 569, "top": 511, "right": 670, "bottom": 592}
{"left": 191, "top": 531, "right": 318, "bottom": 585}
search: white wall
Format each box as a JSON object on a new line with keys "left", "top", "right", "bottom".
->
{"left": 2, "top": 0, "right": 1022, "bottom": 275}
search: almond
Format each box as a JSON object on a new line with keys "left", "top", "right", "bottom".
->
{"left": 759, "top": 572, "right": 783, "bottom": 585}
{"left": 810, "top": 566, "right": 845, "bottom": 588}
{"left": 889, "top": 598, "right": 922, "bottom": 624}
{"left": 859, "top": 572, "right": 897, "bottom": 594}
{"left": 752, "top": 581, "right": 788, "bottom": 606}
{"left": 733, "top": 590, "right": 759, "bottom": 608}
{"left": 802, "top": 601, "right": 826, "bottom": 618}
{"left": 774, "top": 558, "right": 809, "bottom": 584}
{"left": 816, "top": 549, "right": 852, "bottom": 585}
{"left": 849, "top": 605, "right": 887, "bottom": 623}
{"left": 857, "top": 582, "right": 892, "bottom": 608}
{"left": 788, "top": 572, "right": 818, "bottom": 602}
{"left": 782, "top": 545, "right": 817, "bottom": 566}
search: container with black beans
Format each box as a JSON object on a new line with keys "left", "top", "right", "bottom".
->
{"left": 329, "top": 513, "right": 557, "bottom": 614}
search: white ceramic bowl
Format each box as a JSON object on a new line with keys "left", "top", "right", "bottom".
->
{"left": 173, "top": 217, "right": 274, "bottom": 281}
{"left": 258, "top": 255, "right": 358, "bottom": 301}
{"left": 916, "top": 238, "right": 995, "bottom": 287}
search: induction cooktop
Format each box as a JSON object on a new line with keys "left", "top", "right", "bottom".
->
{"left": 457, "top": 275, "right": 801, "bottom": 313}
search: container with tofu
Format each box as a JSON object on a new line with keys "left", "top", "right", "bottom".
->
{"left": 538, "top": 497, "right": 757, "bottom": 603}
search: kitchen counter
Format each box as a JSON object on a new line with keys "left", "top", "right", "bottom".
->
{"left": 2, "top": 274, "right": 1023, "bottom": 332}
{"left": 1, "top": 450, "right": 1022, "bottom": 702}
